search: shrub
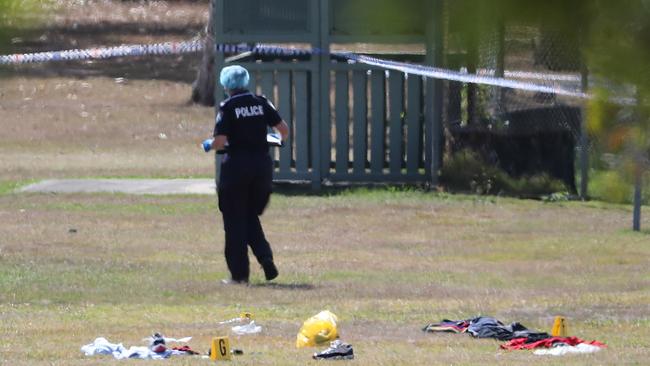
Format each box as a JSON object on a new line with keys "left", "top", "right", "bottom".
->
{"left": 588, "top": 170, "right": 650, "bottom": 204}
{"left": 441, "top": 149, "right": 567, "bottom": 196}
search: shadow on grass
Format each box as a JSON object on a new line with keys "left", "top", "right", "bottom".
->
{"left": 271, "top": 180, "right": 579, "bottom": 202}
{"left": 272, "top": 181, "right": 431, "bottom": 197}
{"left": 250, "top": 282, "right": 315, "bottom": 290}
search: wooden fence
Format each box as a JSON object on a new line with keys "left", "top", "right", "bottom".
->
{"left": 212, "top": 0, "right": 445, "bottom": 189}
{"left": 233, "top": 61, "right": 431, "bottom": 185}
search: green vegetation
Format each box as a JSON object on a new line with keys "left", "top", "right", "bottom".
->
{"left": 0, "top": 0, "right": 48, "bottom": 49}
{"left": 589, "top": 170, "right": 650, "bottom": 204}
{"left": 446, "top": 0, "right": 650, "bottom": 226}
{"left": 441, "top": 149, "right": 567, "bottom": 196}
{"left": 0, "top": 180, "right": 35, "bottom": 195}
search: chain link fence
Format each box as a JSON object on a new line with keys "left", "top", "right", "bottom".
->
{"left": 440, "top": 19, "right": 588, "bottom": 197}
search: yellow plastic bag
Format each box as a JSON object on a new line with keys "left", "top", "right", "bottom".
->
{"left": 296, "top": 310, "right": 338, "bottom": 348}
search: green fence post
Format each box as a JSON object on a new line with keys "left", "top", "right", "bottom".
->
{"left": 425, "top": 0, "right": 445, "bottom": 188}
{"left": 213, "top": 0, "right": 225, "bottom": 191}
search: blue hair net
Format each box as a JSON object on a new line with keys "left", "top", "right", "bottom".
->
{"left": 219, "top": 65, "right": 250, "bottom": 90}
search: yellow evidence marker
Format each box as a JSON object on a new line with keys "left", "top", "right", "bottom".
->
{"left": 211, "top": 336, "right": 231, "bottom": 361}
{"left": 551, "top": 316, "right": 567, "bottom": 337}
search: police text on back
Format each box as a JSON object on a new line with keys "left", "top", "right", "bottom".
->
{"left": 235, "top": 105, "right": 264, "bottom": 119}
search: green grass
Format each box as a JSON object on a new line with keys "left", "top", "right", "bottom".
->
{"left": 1, "top": 46, "right": 649, "bottom": 363}
{"left": 39, "top": 198, "right": 212, "bottom": 216}
{"left": 0, "top": 190, "right": 648, "bottom": 365}
{"left": 0, "top": 179, "right": 35, "bottom": 195}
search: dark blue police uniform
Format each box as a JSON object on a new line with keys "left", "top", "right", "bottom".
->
{"left": 214, "top": 90, "right": 282, "bottom": 282}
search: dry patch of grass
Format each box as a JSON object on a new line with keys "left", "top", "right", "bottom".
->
{"left": 0, "top": 76, "right": 214, "bottom": 180}
{"left": 0, "top": 190, "right": 649, "bottom": 365}
{"left": 8, "top": 0, "right": 208, "bottom": 52}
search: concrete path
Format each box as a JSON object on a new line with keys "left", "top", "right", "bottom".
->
{"left": 20, "top": 179, "right": 216, "bottom": 195}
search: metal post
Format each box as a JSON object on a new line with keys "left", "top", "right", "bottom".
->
{"left": 579, "top": 66, "right": 589, "bottom": 199}
{"left": 493, "top": 19, "right": 504, "bottom": 115}
{"left": 633, "top": 162, "right": 642, "bottom": 231}
{"left": 318, "top": 0, "right": 331, "bottom": 189}
{"left": 425, "top": 0, "right": 445, "bottom": 188}
{"left": 632, "top": 91, "right": 644, "bottom": 231}
{"left": 309, "top": 0, "right": 326, "bottom": 191}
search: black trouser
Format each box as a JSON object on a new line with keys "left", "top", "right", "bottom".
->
{"left": 218, "top": 151, "right": 274, "bottom": 281}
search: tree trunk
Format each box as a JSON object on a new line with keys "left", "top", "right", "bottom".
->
{"left": 191, "top": 0, "right": 216, "bottom": 107}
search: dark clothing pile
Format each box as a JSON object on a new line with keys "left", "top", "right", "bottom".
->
{"left": 422, "top": 319, "right": 470, "bottom": 334}
{"left": 467, "top": 316, "right": 550, "bottom": 342}
{"left": 424, "top": 316, "right": 548, "bottom": 341}
{"left": 423, "top": 316, "right": 604, "bottom": 351}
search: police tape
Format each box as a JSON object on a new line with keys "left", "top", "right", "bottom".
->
{"left": 244, "top": 45, "right": 590, "bottom": 99}
{"left": 0, "top": 40, "right": 609, "bottom": 101}
{"left": 338, "top": 52, "right": 589, "bottom": 99}
{"left": 0, "top": 40, "right": 203, "bottom": 65}
{"left": 0, "top": 41, "right": 312, "bottom": 65}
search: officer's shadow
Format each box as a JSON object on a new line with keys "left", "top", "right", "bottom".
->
{"left": 251, "top": 282, "right": 315, "bottom": 290}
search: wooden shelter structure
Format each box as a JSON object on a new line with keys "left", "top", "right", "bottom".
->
{"left": 212, "top": 0, "right": 445, "bottom": 190}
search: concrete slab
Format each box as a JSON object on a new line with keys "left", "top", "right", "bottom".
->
{"left": 20, "top": 179, "right": 216, "bottom": 195}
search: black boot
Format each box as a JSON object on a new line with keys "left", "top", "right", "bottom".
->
{"left": 261, "top": 260, "right": 278, "bottom": 281}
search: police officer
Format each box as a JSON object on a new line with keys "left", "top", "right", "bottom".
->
{"left": 204, "top": 65, "right": 289, "bottom": 284}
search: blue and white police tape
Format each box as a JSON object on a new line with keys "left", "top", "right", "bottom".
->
{"left": 0, "top": 40, "right": 580, "bottom": 96}
{"left": 0, "top": 41, "right": 310, "bottom": 65}
{"left": 226, "top": 44, "right": 588, "bottom": 99}
{"left": 2, "top": 40, "right": 631, "bottom": 103}
{"left": 337, "top": 53, "right": 635, "bottom": 105}
{"left": 0, "top": 40, "right": 204, "bottom": 65}
{"left": 337, "top": 52, "right": 588, "bottom": 99}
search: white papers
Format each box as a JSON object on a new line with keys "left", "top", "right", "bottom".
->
{"left": 232, "top": 320, "right": 262, "bottom": 335}
{"left": 534, "top": 343, "right": 602, "bottom": 356}
{"left": 267, "top": 133, "right": 282, "bottom": 147}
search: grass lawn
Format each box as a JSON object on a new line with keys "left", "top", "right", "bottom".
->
{"left": 1, "top": 189, "right": 648, "bottom": 365}
{"left": 1, "top": 2, "right": 649, "bottom": 363}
